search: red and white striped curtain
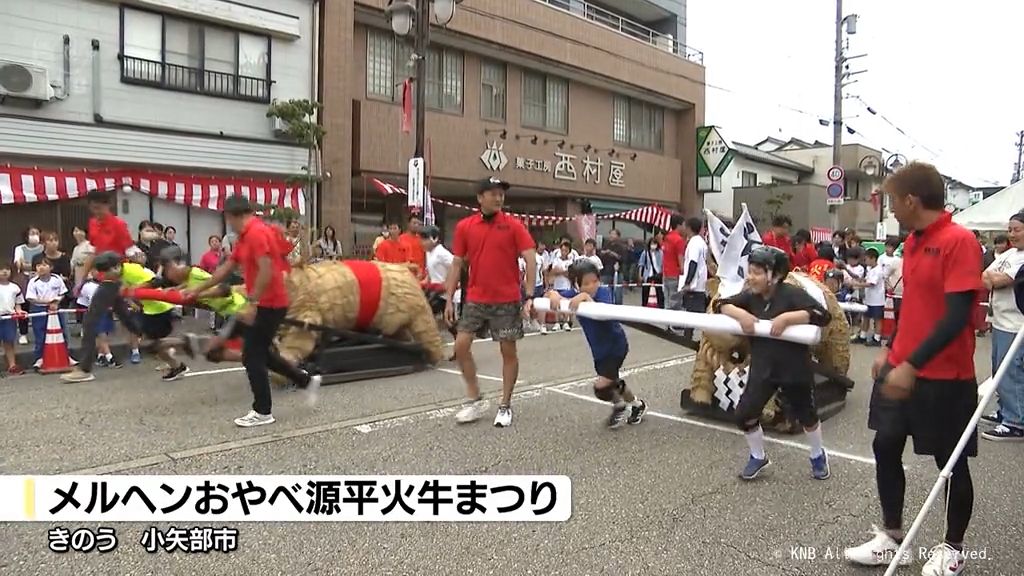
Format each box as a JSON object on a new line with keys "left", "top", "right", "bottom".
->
{"left": 0, "top": 166, "right": 305, "bottom": 214}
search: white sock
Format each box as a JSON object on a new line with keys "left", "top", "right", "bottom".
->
{"left": 859, "top": 330, "right": 867, "bottom": 338}
{"left": 131, "top": 348, "right": 140, "bottom": 354}
{"left": 744, "top": 426, "right": 766, "bottom": 460}
{"left": 104, "top": 353, "right": 113, "bottom": 361}
{"left": 805, "top": 426, "right": 824, "bottom": 458}
{"left": 629, "top": 398, "right": 642, "bottom": 407}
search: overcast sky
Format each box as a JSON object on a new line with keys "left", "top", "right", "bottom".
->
{"left": 686, "top": 0, "right": 1021, "bottom": 187}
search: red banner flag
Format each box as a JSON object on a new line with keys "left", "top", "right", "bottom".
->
{"left": 401, "top": 79, "right": 413, "bottom": 134}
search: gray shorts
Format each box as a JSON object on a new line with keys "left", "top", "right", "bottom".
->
{"left": 457, "top": 301, "right": 524, "bottom": 342}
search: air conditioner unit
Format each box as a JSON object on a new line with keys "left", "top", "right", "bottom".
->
{"left": 272, "top": 116, "right": 289, "bottom": 135}
{"left": 0, "top": 60, "right": 55, "bottom": 102}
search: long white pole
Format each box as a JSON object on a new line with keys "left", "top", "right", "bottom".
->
{"left": 882, "top": 323, "right": 1024, "bottom": 576}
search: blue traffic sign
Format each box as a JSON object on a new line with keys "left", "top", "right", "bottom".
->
{"left": 827, "top": 182, "right": 844, "bottom": 198}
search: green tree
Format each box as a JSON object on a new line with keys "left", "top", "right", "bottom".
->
{"left": 265, "top": 98, "right": 325, "bottom": 230}
{"left": 762, "top": 183, "right": 793, "bottom": 223}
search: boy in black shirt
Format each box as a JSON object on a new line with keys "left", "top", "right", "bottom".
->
{"left": 714, "top": 246, "right": 834, "bottom": 481}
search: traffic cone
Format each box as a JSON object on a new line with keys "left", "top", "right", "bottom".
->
{"left": 39, "top": 311, "right": 72, "bottom": 374}
{"left": 645, "top": 286, "right": 659, "bottom": 308}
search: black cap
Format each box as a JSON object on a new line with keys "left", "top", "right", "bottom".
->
{"left": 418, "top": 225, "right": 441, "bottom": 239}
{"left": 93, "top": 251, "right": 123, "bottom": 273}
{"left": 223, "top": 195, "right": 254, "bottom": 215}
{"left": 475, "top": 177, "right": 510, "bottom": 194}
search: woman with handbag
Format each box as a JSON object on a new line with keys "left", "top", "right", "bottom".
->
{"left": 638, "top": 239, "right": 664, "bottom": 308}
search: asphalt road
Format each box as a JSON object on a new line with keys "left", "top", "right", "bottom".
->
{"left": 0, "top": 325, "right": 1021, "bottom": 576}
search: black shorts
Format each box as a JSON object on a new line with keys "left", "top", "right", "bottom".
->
{"left": 594, "top": 353, "right": 626, "bottom": 382}
{"left": 141, "top": 311, "right": 177, "bottom": 340}
{"left": 736, "top": 376, "right": 819, "bottom": 428}
{"left": 865, "top": 305, "right": 884, "bottom": 320}
{"left": 868, "top": 365, "right": 978, "bottom": 457}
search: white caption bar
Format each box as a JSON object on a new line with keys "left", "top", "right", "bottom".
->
{"left": 0, "top": 475, "right": 572, "bottom": 522}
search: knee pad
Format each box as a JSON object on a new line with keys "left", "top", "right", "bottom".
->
{"left": 593, "top": 385, "right": 617, "bottom": 402}
{"left": 205, "top": 348, "right": 225, "bottom": 363}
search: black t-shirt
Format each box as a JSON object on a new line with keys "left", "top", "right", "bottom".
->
{"left": 715, "top": 283, "right": 832, "bottom": 384}
{"left": 31, "top": 252, "right": 72, "bottom": 281}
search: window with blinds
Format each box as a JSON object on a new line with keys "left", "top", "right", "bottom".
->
{"left": 521, "top": 71, "right": 568, "bottom": 133}
{"left": 365, "top": 29, "right": 463, "bottom": 113}
{"left": 612, "top": 95, "right": 664, "bottom": 151}
{"left": 480, "top": 60, "right": 506, "bottom": 121}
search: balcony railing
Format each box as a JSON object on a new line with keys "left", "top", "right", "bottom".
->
{"left": 120, "top": 55, "right": 270, "bottom": 103}
{"left": 533, "top": 0, "right": 704, "bottom": 65}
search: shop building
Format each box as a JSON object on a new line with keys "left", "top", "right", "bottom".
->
{"left": 0, "top": 0, "right": 316, "bottom": 258}
{"left": 320, "top": 0, "right": 706, "bottom": 255}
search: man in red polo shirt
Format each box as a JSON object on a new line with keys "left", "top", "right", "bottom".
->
{"left": 185, "top": 195, "right": 320, "bottom": 427}
{"left": 62, "top": 190, "right": 144, "bottom": 383}
{"left": 761, "top": 214, "right": 795, "bottom": 261}
{"left": 844, "top": 162, "right": 981, "bottom": 575}
{"left": 399, "top": 214, "right": 427, "bottom": 279}
{"left": 444, "top": 177, "right": 537, "bottom": 428}
{"left": 661, "top": 214, "right": 686, "bottom": 329}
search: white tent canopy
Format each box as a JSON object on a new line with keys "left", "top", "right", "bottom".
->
{"left": 952, "top": 180, "right": 1024, "bottom": 231}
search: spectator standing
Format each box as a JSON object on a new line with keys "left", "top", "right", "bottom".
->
{"left": 680, "top": 217, "right": 709, "bottom": 341}
{"left": 374, "top": 222, "right": 408, "bottom": 264}
{"left": 661, "top": 215, "right": 687, "bottom": 329}
{"left": 284, "top": 219, "right": 308, "bottom": 266}
{"left": 790, "top": 229, "right": 818, "bottom": 270}
{"left": 0, "top": 263, "right": 25, "bottom": 375}
{"left": 400, "top": 215, "right": 427, "bottom": 279}
{"left": 599, "top": 229, "right": 627, "bottom": 304}
{"left": 70, "top": 226, "right": 95, "bottom": 289}
{"left": 761, "top": 215, "right": 794, "bottom": 260}
{"left": 979, "top": 212, "right": 1024, "bottom": 441}
{"left": 638, "top": 237, "right": 664, "bottom": 308}
{"left": 25, "top": 259, "right": 68, "bottom": 367}
{"left": 12, "top": 226, "right": 43, "bottom": 345}
{"left": 316, "top": 225, "right": 342, "bottom": 261}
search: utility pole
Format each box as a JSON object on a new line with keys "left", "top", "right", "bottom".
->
{"left": 1013, "top": 131, "right": 1024, "bottom": 184}
{"left": 830, "top": 0, "right": 843, "bottom": 233}
{"left": 413, "top": 0, "right": 428, "bottom": 166}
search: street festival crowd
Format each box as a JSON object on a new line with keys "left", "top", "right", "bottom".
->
{"left": 1, "top": 163, "right": 1022, "bottom": 574}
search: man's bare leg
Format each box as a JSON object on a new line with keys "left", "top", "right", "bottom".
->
{"left": 498, "top": 340, "right": 518, "bottom": 405}
{"left": 454, "top": 330, "right": 490, "bottom": 423}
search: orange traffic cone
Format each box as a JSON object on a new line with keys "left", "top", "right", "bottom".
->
{"left": 39, "top": 312, "right": 72, "bottom": 374}
{"left": 645, "top": 286, "right": 659, "bottom": 308}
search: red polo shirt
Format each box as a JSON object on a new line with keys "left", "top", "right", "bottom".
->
{"left": 375, "top": 239, "right": 408, "bottom": 264}
{"left": 88, "top": 214, "right": 134, "bottom": 256}
{"left": 762, "top": 230, "right": 795, "bottom": 260}
{"left": 452, "top": 211, "right": 534, "bottom": 304}
{"left": 791, "top": 243, "right": 818, "bottom": 269}
{"left": 888, "top": 212, "right": 982, "bottom": 380}
{"left": 230, "top": 217, "right": 291, "bottom": 309}
{"left": 399, "top": 232, "right": 426, "bottom": 274}
{"left": 661, "top": 230, "right": 685, "bottom": 278}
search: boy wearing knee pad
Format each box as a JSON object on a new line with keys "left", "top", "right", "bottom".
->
{"left": 545, "top": 260, "right": 647, "bottom": 428}
{"left": 714, "top": 246, "right": 833, "bottom": 481}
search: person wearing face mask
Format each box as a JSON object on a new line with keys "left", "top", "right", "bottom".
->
{"left": 70, "top": 226, "right": 95, "bottom": 290}
{"left": 638, "top": 237, "right": 664, "bottom": 308}
{"left": 12, "top": 226, "right": 43, "bottom": 345}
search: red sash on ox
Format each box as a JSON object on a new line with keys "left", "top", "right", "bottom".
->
{"left": 343, "top": 260, "right": 383, "bottom": 332}
{"left": 122, "top": 287, "right": 195, "bottom": 305}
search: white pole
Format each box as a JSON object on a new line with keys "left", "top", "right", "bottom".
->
{"left": 882, "top": 323, "right": 1024, "bottom": 576}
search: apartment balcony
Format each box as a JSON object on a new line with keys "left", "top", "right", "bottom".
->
{"left": 533, "top": 0, "right": 703, "bottom": 65}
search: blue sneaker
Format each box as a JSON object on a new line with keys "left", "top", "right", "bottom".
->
{"left": 810, "top": 450, "right": 831, "bottom": 480}
{"left": 739, "top": 455, "right": 771, "bottom": 480}
{"left": 130, "top": 350, "right": 142, "bottom": 364}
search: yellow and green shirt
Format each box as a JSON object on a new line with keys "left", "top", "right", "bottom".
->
{"left": 121, "top": 263, "right": 176, "bottom": 316}
{"left": 185, "top": 267, "right": 248, "bottom": 316}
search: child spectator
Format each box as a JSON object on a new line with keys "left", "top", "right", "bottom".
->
{"left": 807, "top": 244, "right": 836, "bottom": 283}
{"left": 855, "top": 248, "right": 886, "bottom": 346}
{"left": 76, "top": 276, "right": 121, "bottom": 368}
{"left": 25, "top": 259, "right": 68, "bottom": 368}
{"left": 0, "top": 263, "right": 25, "bottom": 375}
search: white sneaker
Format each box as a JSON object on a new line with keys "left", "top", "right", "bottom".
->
{"left": 844, "top": 526, "right": 912, "bottom": 566}
{"left": 234, "top": 410, "right": 275, "bottom": 428}
{"left": 921, "top": 543, "right": 965, "bottom": 576}
{"left": 18, "top": 335, "right": 28, "bottom": 345}
{"left": 540, "top": 325, "right": 548, "bottom": 335}
{"left": 455, "top": 399, "right": 488, "bottom": 423}
{"left": 305, "top": 374, "right": 322, "bottom": 407}
{"left": 493, "top": 404, "right": 513, "bottom": 428}
{"left": 560, "top": 323, "right": 570, "bottom": 331}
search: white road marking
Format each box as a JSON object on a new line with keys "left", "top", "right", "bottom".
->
{"left": 355, "top": 356, "right": 695, "bottom": 434}
{"left": 547, "top": 387, "right": 878, "bottom": 466}
{"left": 434, "top": 367, "right": 509, "bottom": 382}
{"left": 185, "top": 366, "right": 246, "bottom": 377}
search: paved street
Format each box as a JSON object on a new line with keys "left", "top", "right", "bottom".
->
{"left": 0, "top": 325, "right": 1021, "bottom": 576}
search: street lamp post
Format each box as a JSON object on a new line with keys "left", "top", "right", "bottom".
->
{"left": 386, "top": 0, "right": 462, "bottom": 220}
{"left": 830, "top": 0, "right": 863, "bottom": 233}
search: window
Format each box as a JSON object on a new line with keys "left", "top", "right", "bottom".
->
{"left": 612, "top": 95, "right": 664, "bottom": 151}
{"left": 480, "top": 59, "right": 506, "bottom": 121}
{"left": 740, "top": 171, "right": 758, "bottom": 187}
{"left": 120, "top": 7, "right": 270, "bottom": 102}
{"left": 522, "top": 71, "right": 568, "bottom": 133}
{"left": 365, "top": 29, "right": 463, "bottom": 113}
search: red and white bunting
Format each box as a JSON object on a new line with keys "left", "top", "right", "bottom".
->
{"left": 0, "top": 166, "right": 305, "bottom": 214}
{"left": 810, "top": 227, "right": 833, "bottom": 244}
{"left": 369, "top": 178, "right": 672, "bottom": 230}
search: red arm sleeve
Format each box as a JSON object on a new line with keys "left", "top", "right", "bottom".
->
{"left": 513, "top": 221, "right": 534, "bottom": 253}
